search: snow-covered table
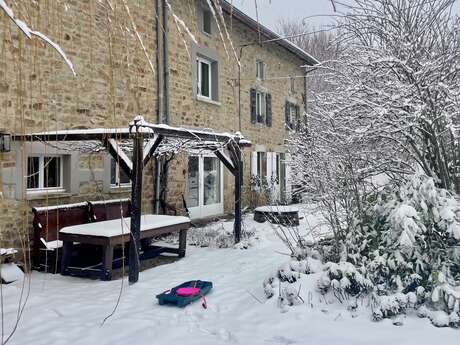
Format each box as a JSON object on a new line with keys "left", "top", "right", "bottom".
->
{"left": 59, "top": 215, "right": 191, "bottom": 280}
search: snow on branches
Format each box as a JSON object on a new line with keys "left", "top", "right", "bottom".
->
{"left": 0, "top": 0, "right": 76, "bottom": 76}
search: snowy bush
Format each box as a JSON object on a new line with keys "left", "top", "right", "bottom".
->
{"left": 165, "top": 221, "right": 255, "bottom": 249}
{"left": 266, "top": 174, "right": 460, "bottom": 327}
{"left": 317, "top": 262, "right": 373, "bottom": 301}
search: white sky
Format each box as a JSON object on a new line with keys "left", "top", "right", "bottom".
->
{"left": 232, "top": 0, "right": 460, "bottom": 31}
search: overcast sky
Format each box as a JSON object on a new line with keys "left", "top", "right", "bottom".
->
{"left": 232, "top": 0, "right": 460, "bottom": 31}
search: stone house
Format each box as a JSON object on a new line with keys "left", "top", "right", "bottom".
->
{"left": 0, "top": 1, "right": 317, "bottom": 250}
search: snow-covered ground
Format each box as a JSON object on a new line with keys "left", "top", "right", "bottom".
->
{"left": 2, "top": 206, "right": 459, "bottom": 345}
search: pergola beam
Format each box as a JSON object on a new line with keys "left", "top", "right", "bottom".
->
{"left": 214, "top": 150, "right": 236, "bottom": 176}
{"left": 143, "top": 134, "right": 163, "bottom": 167}
{"left": 104, "top": 138, "right": 133, "bottom": 179}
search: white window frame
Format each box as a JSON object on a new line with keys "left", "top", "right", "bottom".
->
{"left": 197, "top": 57, "right": 212, "bottom": 100}
{"left": 187, "top": 154, "right": 224, "bottom": 219}
{"left": 26, "top": 155, "right": 64, "bottom": 193}
{"left": 256, "top": 91, "right": 266, "bottom": 123}
{"left": 110, "top": 158, "right": 131, "bottom": 188}
{"left": 256, "top": 60, "right": 265, "bottom": 80}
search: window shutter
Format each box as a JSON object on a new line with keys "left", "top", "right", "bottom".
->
{"left": 295, "top": 104, "right": 300, "bottom": 130}
{"left": 285, "top": 101, "right": 291, "bottom": 129}
{"left": 251, "top": 151, "right": 258, "bottom": 176}
{"left": 266, "top": 93, "right": 272, "bottom": 127}
{"left": 250, "top": 88, "right": 257, "bottom": 124}
{"left": 285, "top": 153, "right": 292, "bottom": 202}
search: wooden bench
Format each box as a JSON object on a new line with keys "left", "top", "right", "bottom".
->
{"left": 32, "top": 202, "right": 90, "bottom": 272}
{"left": 33, "top": 198, "right": 190, "bottom": 279}
{"left": 32, "top": 199, "right": 131, "bottom": 272}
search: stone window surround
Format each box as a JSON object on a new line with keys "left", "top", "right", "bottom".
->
{"left": 11, "top": 142, "right": 79, "bottom": 200}
{"left": 192, "top": 44, "right": 220, "bottom": 105}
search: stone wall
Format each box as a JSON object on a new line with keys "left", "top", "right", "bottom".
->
{"left": 0, "top": 0, "right": 157, "bottom": 250}
{"left": 166, "top": 0, "right": 306, "bottom": 214}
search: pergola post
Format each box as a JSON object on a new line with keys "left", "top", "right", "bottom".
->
{"left": 232, "top": 143, "right": 243, "bottom": 244}
{"left": 129, "top": 132, "right": 144, "bottom": 284}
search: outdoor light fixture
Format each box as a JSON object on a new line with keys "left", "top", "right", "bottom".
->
{"left": 0, "top": 133, "right": 11, "bottom": 152}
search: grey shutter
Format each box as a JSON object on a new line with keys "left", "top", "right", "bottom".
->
{"left": 285, "top": 101, "right": 291, "bottom": 129}
{"left": 266, "top": 93, "right": 272, "bottom": 127}
{"left": 295, "top": 104, "right": 300, "bottom": 130}
{"left": 250, "top": 88, "right": 257, "bottom": 124}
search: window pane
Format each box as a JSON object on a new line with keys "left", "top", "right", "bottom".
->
{"left": 119, "top": 167, "right": 130, "bottom": 184}
{"left": 204, "top": 157, "right": 220, "bottom": 205}
{"left": 110, "top": 158, "right": 117, "bottom": 185}
{"left": 44, "top": 157, "right": 61, "bottom": 188}
{"left": 187, "top": 156, "right": 199, "bottom": 208}
{"left": 27, "top": 157, "right": 40, "bottom": 189}
{"left": 203, "top": 10, "right": 212, "bottom": 34}
{"left": 257, "top": 152, "right": 267, "bottom": 177}
{"left": 200, "top": 61, "right": 210, "bottom": 97}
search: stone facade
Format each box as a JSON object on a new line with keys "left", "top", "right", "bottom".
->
{"left": 0, "top": 1, "right": 312, "bottom": 252}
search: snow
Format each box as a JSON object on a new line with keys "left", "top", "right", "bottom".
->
{"left": 60, "top": 215, "right": 190, "bottom": 237}
{"left": 89, "top": 198, "right": 130, "bottom": 205}
{"left": 40, "top": 239, "right": 63, "bottom": 251}
{"left": 0, "top": 1, "right": 75, "bottom": 75}
{"left": 255, "top": 205, "right": 299, "bottom": 213}
{"left": 2, "top": 207, "right": 460, "bottom": 344}
{"left": 1, "top": 263, "right": 23, "bottom": 283}
{"left": 0, "top": 248, "right": 17, "bottom": 256}
{"left": 33, "top": 202, "right": 88, "bottom": 213}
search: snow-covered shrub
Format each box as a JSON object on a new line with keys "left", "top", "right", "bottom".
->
{"left": 267, "top": 174, "right": 460, "bottom": 327}
{"left": 278, "top": 285, "right": 304, "bottom": 307}
{"left": 371, "top": 292, "right": 417, "bottom": 321}
{"left": 167, "top": 221, "right": 255, "bottom": 249}
{"left": 372, "top": 175, "right": 460, "bottom": 296}
{"left": 317, "top": 262, "right": 373, "bottom": 300}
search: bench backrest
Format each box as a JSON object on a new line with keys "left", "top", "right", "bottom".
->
{"left": 32, "top": 203, "right": 91, "bottom": 243}
{"left": 88, "top": 199, "right": 131, "bottom": 222}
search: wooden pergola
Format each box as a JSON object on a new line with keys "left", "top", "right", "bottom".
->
{"left": 13, "top": 116, "right": 251, "bottom": 283}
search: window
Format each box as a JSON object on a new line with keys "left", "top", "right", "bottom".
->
{"left": 193, "top": 46, "right": 219, "bottom": 103}
{"left": 202, "top": 8, "right": 212, "bottom": 35}
{"left": 197, "top": 57, "right": 211, "bottom": 99}
{"left": 256, "top": 152, "right": 267, "bottom": 178}
{"left": 285, "top": 101, "right": 300, "bottom": 130}
{"left": 256, "top": 60, "right": 265, "bottom": 80}
{"left": 256, "top": 91, "right": 266, "bottom": 123}
{"left": 250, "top": 88, "right": 272, "bottom": 126}
{"left": 290, "top": 76, "right": 295, "bottom": 93}
{"left": 110, "top": 158, "right": 131, "bottom": 187}
{"left": 27, "top": 156, "right": 63, "bottom": 191}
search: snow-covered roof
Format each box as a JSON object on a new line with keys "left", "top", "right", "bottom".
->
{"left": 221, "top": 1, "right": 319, "bottom": 66}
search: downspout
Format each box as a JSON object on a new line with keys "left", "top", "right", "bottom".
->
{"left": 154, "top": 0, "right": 163, "bottom": 214}
{"left": 160, "top": 0, "right": 170, "bottom": 213}
{"left": 163, "top": 0, "right": 170, "bottom": 124}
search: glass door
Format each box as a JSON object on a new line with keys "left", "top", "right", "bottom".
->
{"left": 187, "top": 155, "right": 224, "bottom": 219}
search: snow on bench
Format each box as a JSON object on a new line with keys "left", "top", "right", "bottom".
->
{"left": 60, "top": 214, "right": 190, "bottom": 238}
{"left": 33, "top": 202, "right": 88, "bottom": 213}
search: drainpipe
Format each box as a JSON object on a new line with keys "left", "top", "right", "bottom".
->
{"left": 159, "top": 0, "right": 170, "bottom": 214}
{"left": 163, "top": 0, "right": 170, "bottom": 124}
{"left": 154, "top": 0, "right": 163, "bottom": 214}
